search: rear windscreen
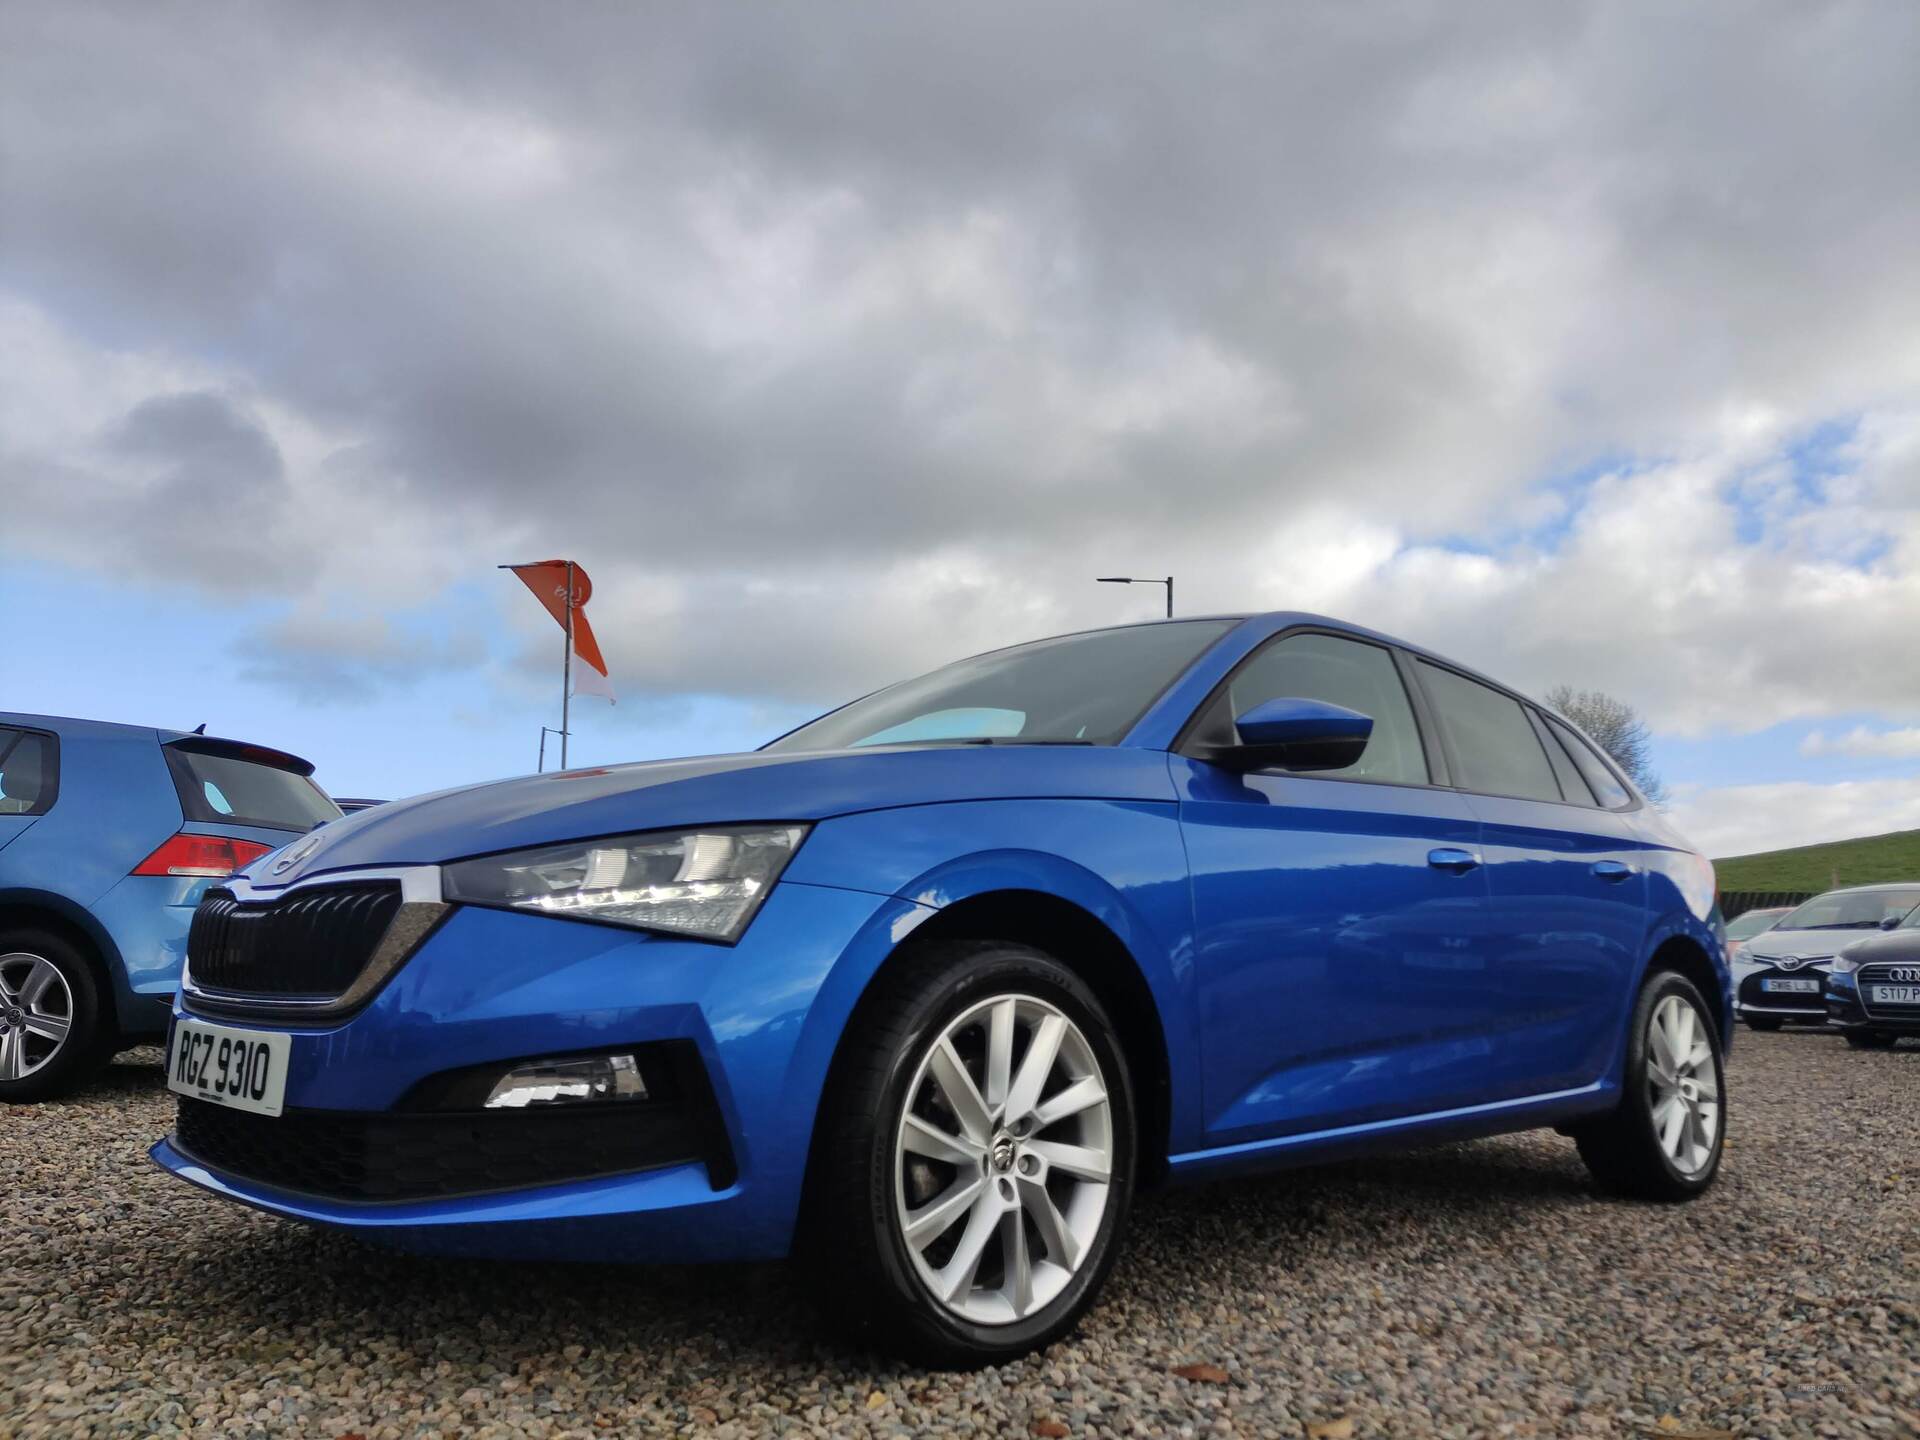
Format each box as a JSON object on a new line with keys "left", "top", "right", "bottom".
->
{"left": 166, "top": 747, "right": 342, "bottom": 832}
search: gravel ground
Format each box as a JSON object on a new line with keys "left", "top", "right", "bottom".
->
{"left": 2, "top": 1031, "right": 1914, "bottom": 1439}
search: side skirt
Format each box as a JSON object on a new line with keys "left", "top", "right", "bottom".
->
{"left": 1166, "top": 1080, "right": 1618, "bottom": 1184}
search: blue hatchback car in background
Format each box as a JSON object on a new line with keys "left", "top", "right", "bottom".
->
{"left": 152, "top": 614, "right": 1729, "bottom": 1364}
{"left": 0, "top": 713, "right": 341, "bottom": 1100}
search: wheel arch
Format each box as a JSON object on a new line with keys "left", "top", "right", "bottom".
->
{"left": 1641, "top": 931, "right": 1726, "bottom": 1044}
{"left": 0, "top": 889, "right": 121, "bottom": 1033}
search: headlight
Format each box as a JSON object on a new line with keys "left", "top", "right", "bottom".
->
{"left": 443, "top": 824, "right": 808, "bottom": 943}
{"left": 1831, "top": 951, "right": 1861, "bottom": 975}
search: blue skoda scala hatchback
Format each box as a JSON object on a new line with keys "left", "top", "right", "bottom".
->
{"left": 153, "top": 615, "right": 1728, "bottom": 1364}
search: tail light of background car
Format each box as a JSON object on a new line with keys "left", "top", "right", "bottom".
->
{"left": 132, "top": 834, "right": 275, "bottom": 878}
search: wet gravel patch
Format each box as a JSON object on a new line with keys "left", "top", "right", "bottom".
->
{"left": 2, "top": 1032, "right": 1914, "bottom": 1438}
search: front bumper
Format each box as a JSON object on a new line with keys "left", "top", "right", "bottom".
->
{"left": 1733, "top": 964, "right": 1833, "bottom": 1025}
{"left": 1824, "top": 969, "right": 1920, "bottom": 1035}
{"left": 150, "top": 878, "right": 928, "bottom": 1262}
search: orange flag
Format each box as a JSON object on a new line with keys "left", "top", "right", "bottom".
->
{"left": 506, "top": 560, "right": 614, "bottom": 701}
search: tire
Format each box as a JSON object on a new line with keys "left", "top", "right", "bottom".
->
{"left": 1844, "top": 1030, "right": 1898, "bottom": 1050}
{"left": 1575, "top": 970, "right": 1726, "bottom": 1202}
{"left": 0, "top": 928, "right": 111, "bottom": 1102}
{"left": 801, "top": 939, "right": 1137, "bottom": 1366}
{"left": 1743, "top": 1016, "right": 1783, "bottom": 1033}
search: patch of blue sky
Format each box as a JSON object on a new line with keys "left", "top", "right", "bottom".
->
{"left": 1651, "top": 711, "right": 1920, "bottom": 793}
{"left": 1427, "top": 449, "right": 1649, "bottom": 559}
{"left": 1, "top": 559, "right": 815, "bottom": 802}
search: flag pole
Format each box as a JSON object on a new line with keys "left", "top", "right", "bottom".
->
{"left": 562, "top": 560, "right": 575, "bottom": 769}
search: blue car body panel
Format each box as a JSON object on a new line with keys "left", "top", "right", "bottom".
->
{"left": 149, "top": 613, "right": 1730, "bottom": 1261}
{"left": 0, "top": 711, "right": 309, "bottom": 1037}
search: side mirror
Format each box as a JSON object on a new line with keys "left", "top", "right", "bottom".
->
{"left": 1202, "top": 697, "right": 1373, "bottom": 773}
{"left": 1880, "top": 914, "right": 1902, "bottom": 930}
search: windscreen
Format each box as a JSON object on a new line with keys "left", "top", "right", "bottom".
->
{"left": 1773, "top": 889, "right": 1920, "bottom": 932}
{"left": 167, "top": 746, "right": 342, "bottom": 832}
{"left": 765, "top": 620, "right": 1236, "bottom": 752}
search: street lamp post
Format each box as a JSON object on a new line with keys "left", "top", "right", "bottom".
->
{"left": 1096, "top": 575, "right": 1174, "bottom": 618}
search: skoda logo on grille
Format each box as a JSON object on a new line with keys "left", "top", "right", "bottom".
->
{"left": 270, "top": 833, "right": 322, "bottom": 876}
{"left": 1889, "top": 966, "right": 1920, "bottom": 983}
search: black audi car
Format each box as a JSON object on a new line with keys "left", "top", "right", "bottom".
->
{"left": 1826, "top": 907, "right": 1920, "bottom": 1049}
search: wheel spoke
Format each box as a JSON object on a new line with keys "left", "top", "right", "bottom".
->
{"left": 1656, "top": 1095, "right": 1687, "bottom": 1156}
{"left": 0, "top": 1030, "right": 21, "bottom": 1081}
{"left": 928, "top": 1039, "right": 993, "bottom": 1145}
{"left": 1691, "top": 1069, "right": 1719, "bottom": 1101}
{"left": 23, "top": 1013, "right": 69, "bottom": 1046}
{"left": 1025, "top": 1138, "right": 1109, "bottom": 1182}
{"left": 1671, "top": 1003, "right": 1696, "bottom": 1067}
{"left": 1684, "top": 1040, "right": 1713, "bottom": 1075}
{"left": 1003, "top": 1013, "right": 1065, "bottom": 1125}
{"left": 1648, "top": 1013, "right": 1679, "bottom": 1075}
{"left": 19, "top": 959, "right": 61, "bottom": 1010}
{"left": 999, "top": 1202, "right": 1033, "bottom": 1316}
{"left": 904, "top": 1175, "right": 984, "bottom": 1252}
{"left": 1031, "top": 1073, "right": 1106, "bottom": 1129}
{"left": 1017, "top": 1173, "right": 1080, "bottom": 1270}
{"left": 901, "top": 1113, "right": 981, "bottom": 1167}
{"left": 985, "top": 999, "right": 1016, "bottom": 1112}
{"left": 934, "top": 1190, "right": 1002, "bottom": 1301}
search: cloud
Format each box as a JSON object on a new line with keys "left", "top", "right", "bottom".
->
{"left": 3, "top": 0, "right": 1920, "bottom": 735}
{"left": 234, "top": 608, "right": 488, "bottom": 705}
{"left": 1801, "top": 726, "right": 1920, "bottom": 759}
{"left": 1672, "top": 778, "right": 1920, "bottom": 860}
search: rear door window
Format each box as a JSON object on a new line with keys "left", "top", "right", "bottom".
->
{"left": 0, "top": 728, "right": 58, "bottom": 815}
{"left": 166, "top": 743, "right": 341, "bottom": 832}
{"left": 1415, "top": 663, "right": 1563, "bottom": 802}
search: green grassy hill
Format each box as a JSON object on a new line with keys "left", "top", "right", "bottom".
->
{"left": 1714, "top": 828, "right": 1920, "bottom": 892}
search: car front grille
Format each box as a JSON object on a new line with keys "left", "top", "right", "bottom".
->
{"left": 1856, "top": 963, "right": 1920, "bottom": 1022}
{"left": 187, "top": 882, "right": 404, "bottom": 999}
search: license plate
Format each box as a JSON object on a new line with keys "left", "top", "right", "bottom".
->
{"left": 166, "top": 1018, "right": 290, "bottom": 1117}
{"left": 1763, "top": 977, "right": 1820, "bottom": 994}
{"left": 1868, "top": 984, "right": 1920, "bottom": 1006}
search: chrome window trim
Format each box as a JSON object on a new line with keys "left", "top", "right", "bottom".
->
{"left": 181, "top": 865, "right": 448, "bottom": 1022}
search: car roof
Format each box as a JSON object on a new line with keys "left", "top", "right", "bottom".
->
{"left": 1804, "top": 882, "right": 1920, "bottom": 894}
{"left": 0, "top": 709, "right": 181, "bottom": 741}
{"left": 1019, "top": 610, "right": 1556, "bottom": 709}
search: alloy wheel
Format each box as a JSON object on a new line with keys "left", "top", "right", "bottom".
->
{"left": 0, "top": 952, "right": 74, "bottom": 1081}
{"left": 893, "top": 993, "right": 1114, "bottom": 1325}
{"left": 1645, "top": 993, "right": 1718, "bottom": 1176}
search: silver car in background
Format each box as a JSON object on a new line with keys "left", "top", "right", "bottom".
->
{"left": 1733, "top": 884, "right": 1920, "bottom": 1031}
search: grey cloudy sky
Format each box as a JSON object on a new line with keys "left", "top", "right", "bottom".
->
{"left": 5, "top": 2, "right": 1920, "bottom": 850}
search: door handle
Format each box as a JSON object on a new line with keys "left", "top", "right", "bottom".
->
{"left": 1591, "top": 860, "right": 1637, "bottom": 882}
{"left": 1427, "top": 847, "right": 1481, "bottom": 873}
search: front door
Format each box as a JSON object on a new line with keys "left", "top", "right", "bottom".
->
{"left": 1175, "top": 631, "right": 1499, "bottom": 1147}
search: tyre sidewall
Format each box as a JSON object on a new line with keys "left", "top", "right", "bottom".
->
{"left": 858, "top": 944, "right": 1136, "bottom": 1362}
{"left": 0, "top": 929, "right": 108, "bottom": 1102}
{"left": 1622, "top": 971, "right": 1725, "bottom": 1195}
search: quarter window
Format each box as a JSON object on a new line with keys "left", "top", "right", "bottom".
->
{"left": 1415, "top": 663, "right": 1562, "bottom": 802}
{"left": 1200, "top": 633, "right": 1429, "bottom": 785}
{"left": 1536, "top": 715, "right": 1596, "bottom": 805}
{"left": 1545, "top": 716, "right": 1633, "bottom": 808}
{"left": 0, "top": 728, "right": 56, "bottom": 816}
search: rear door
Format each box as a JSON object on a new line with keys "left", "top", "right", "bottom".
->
{"left": 1174, "top": 630, "right": 1499, "bottom": 1146}
{"left": 0, "top": 727, "right": 58, "bottom": 859}
{"left": 1410, "top": 663, "right": 1648, "bottom": 1095}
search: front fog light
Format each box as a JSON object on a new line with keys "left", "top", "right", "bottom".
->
{"left": 484, "top": 1053, "right": 648, "bottom": 1108}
